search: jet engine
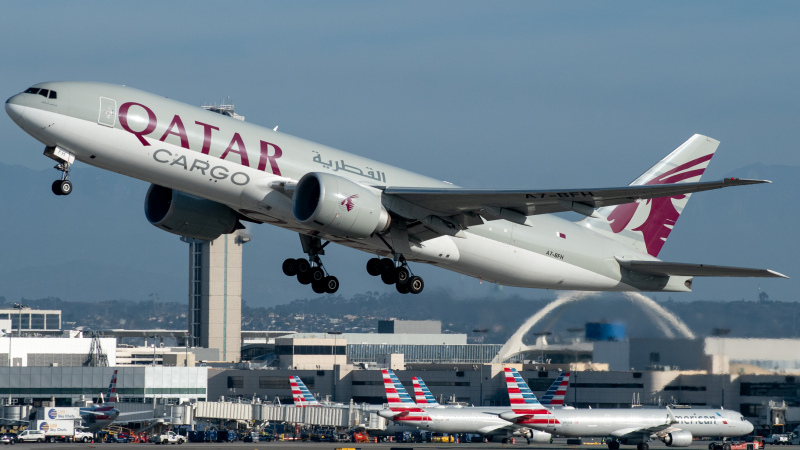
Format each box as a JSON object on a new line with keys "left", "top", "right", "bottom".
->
{"left": 663, "top": 430, "right": 693, "bottom": 447}
{"left": 145, "top": 184, "right": 241, "bottom": 241}
{"left": 292, "top": 172, "right": 390, "bottom": 239}
{"left": 523, "top": 429, "right": 552, "bottom": 443}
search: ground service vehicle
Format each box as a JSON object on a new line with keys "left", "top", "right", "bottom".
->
{"left": 15, "top": 430, "right": 45, "bottom": 443}
{"left": 0, "top": 434, "right": 15, "bottom": 445}
{"left": 149, "top": 431, "right": 186, "bottom": 444}
{"left": 764, "top": 434, "right": 790, "bottom": 445}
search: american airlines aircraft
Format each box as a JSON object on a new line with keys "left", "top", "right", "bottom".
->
{"left": 500, "top": 368, "right": 753, "bottom": 450}
{"left": 412, "top": 371, "right": 570, "bottom": 407}
{"left": 378, "top": 369, "right": 551, "bottom": 443}
{"left": 5, "top": 82, "right": 786, "bottom": 295}
{"left": 289, "top": 375, "right": 321, "bottom": 407}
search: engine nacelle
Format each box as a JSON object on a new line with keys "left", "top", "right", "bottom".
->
{"left": 528, "top": 430, "right": 552, "bottom": 443}
{"left": 663, "top": 430, "right": 693, "bottom": 447}
{"left": 293, "top": 172, "right": 390, "bottom": 239}
{"left": 145, "top": 184, "right": 240, "bottom": 241}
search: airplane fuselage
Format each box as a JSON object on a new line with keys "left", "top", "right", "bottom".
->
{"left": 507, "top": 407, "right": 752, "bottom": 440}
{"left": 5, "top": 82, "right": 697, "bottom": 292}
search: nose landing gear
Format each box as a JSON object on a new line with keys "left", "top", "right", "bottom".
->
{"left": 51, "top": 162, "right": 72, "bottom": 196}
{"left": 282, "top": 235, "right": 339, "bottom": 294}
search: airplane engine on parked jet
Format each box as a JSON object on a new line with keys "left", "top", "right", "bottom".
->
{"left": 525, "top": 429, "right": 552, "bottom": 443}
{"left": 663, "top": 430, "right": 693, "bottom": 447}
{"left": 293, "top": 172, "right": 391, "bottom": 239}
{"left": 145, "top": 184, "right": 241, "bottom": 241}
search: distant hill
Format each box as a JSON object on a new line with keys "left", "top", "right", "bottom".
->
{"left": 0, "top": 162, "right": 796, "bottom": 306}
{"left": 9, "top": 294, "right": 799, "bottom": 344}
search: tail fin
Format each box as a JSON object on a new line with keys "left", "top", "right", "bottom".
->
{"left": 412, "top": 377, "right": 441, "bottom": 406}
{"left": 381, "top": 369, "right": 418, "bottom": 410}
{"left": 289, "top": 376, "right": 320, "bottom": 407}
{"left": 505, "top": 367, "right": 554, "bottom": 421}
{"left": 105, "top": 370, "right": 118, "bottom": 405}
{"left": 581, "top": 134, "right": 719, "bottom": 257}
{"left": 540, "top": 372, "right": 570, "bottom": 406}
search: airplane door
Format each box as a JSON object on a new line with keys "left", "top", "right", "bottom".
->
{"left": 98, "top": 97, "right": 116, "bottom": 127}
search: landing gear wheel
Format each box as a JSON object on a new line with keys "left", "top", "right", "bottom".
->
{"left": 723, "top": 444, "right": 731, "bottom": 450}
{"left": 297, "top": 271, "right": 312, "bottom": 285}
{"left": 52, "top": 180, "right": 63, "bottom": 195}
{"left": 323, "top": 276, "right": 339, "bottom": 294}
{"left": 502, "top": 438, "right": 509, "bottom": 444}
{"left": 527, "top": 438, "right": 532, "bottom": 444}
{"left": 395, "top": 267, "right": 410, "bottom": 285}
{"left": 312, "top": 280, "right": 326, "bottom": 294}
{"left": 58, "top": 180, "right": 72, "bottom": 195}
{"left": 282, "top": 258, "right": 298, "bottom": 276}
{"left": 396, "top": 282, "right": 410, "bottom": 294}
{"left": 637, "top": 442, "right": 649, "bottom": 450}
{"left": 381, "top": 270, "right": 397, "bottom": 285}
{"left": 296, "top": 258, "right": 311, "bottom": 274}
{"left": 408, "top": 276, "right": 424, "bottom": 294}
{"left": 608, "top": 440, "right": 620, "bottom": 450}
{"left": 310, "top": 267, "right": 325, "bottom": 283}
{"left": 366, "top": 258, "right": 381, "bottom": 276}
{"left": 378, "top": 258, "right": 395, "bottom": 275}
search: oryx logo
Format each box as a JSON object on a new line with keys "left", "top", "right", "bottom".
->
{"left": 40, "top": 422, "right": 50, "bottom": 432}
{"left": 47, "top": 408, "right": 58, "bottom": 419}
{"left": 340, "top": 194, "right": 358, "bottom": 212}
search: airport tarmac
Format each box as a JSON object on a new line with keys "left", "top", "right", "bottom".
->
{"left": 7, "top": 440, "right": 716, "bottom": 450}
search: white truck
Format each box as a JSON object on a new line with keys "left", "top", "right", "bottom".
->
{"left": 22, "top": 421, "right": 89, "bottom": 443}
{"left": 149, "top": 431, "right": 187, "bottom": 444}
{"left": 764, "top": 434, "right": 791, "bottom": 445}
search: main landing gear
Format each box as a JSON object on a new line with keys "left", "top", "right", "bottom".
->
{"left": 51, "top": 161, "right": 72, "bottom": 196}
{"left": 366, "top": 256, "right": 424, "bottom": 295}
{"left": 282, "top": 235, "right": 339, "bottom": 294}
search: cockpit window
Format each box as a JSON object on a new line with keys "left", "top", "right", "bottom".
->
{"left": 22, "top": 87, "right": 57, "bottom": 99}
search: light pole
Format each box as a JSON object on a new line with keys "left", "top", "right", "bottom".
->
{"left": 13, "top": 303, "right": 26, "bottom": 337}
{"left": 533, "top": 331, "right": 552, "bottom": 364}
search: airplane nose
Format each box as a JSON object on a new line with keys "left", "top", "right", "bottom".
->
{"left": 5, "top": 94, "right": 26, "bottom": 122}
{"left": 745, "top": 420, "right": 754, "bottom": 434}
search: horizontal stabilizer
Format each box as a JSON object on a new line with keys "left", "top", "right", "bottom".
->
{"left": 617, "top": 258, "right": 788, "bottom": 278}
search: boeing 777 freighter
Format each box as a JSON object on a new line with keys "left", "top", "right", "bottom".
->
{"left": 5, "top": 82, "right": 787, "bottom": 294}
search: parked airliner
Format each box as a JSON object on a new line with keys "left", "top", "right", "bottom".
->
{"left": 5, "top": 82, "right": 786, "bottom": 294}
{"left": 500, "top": 368, "right": 753, "bottom": 450}
{"left": 378, "top": 369, "right": 551, "bottom": 443}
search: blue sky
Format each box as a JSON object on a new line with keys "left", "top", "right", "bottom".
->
{"left": 1, "top": 2, "right": 797, "bottom": 306}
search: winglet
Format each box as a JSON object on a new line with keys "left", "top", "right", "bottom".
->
{"left": 666, "top": 406, "right": 677, "bottom": 424}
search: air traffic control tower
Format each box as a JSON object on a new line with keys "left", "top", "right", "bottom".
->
{"left": 182, "top": 231, "right": 248, "bottom": 363}
{"left": 181, "top": 102, "right": 248, "bottom": 362}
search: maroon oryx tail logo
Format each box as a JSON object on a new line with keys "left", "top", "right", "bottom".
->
{"left": 341, "top": 194, "right": 358, "bottom": 212}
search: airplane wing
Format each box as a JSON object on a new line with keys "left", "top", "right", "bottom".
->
{"left": 385, "top": 178, "right": 766, "bottom": 221}
{"left": 617, "top": 259, "right": 789, "bottom": 279}
{"left": 383, "top": 178, "right": 767, "bottom": 240}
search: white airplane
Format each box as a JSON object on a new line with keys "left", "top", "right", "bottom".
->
{"left": 378, "top": 369, "right": 551, "bottom": 443}
{"left": 5, "top": 82, "right": 787, "bottom": 295}
{"left": 500, "top": 368, "right": 754, "bottom": 450}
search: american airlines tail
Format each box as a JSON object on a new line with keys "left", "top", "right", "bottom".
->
{"left": 289, "top": 376, "right": 321, "bottom": 407}
{"left": 412, "top": 377, "right": 441, "bottom": 406}
{"left": 540, "top": 371, "right": 570, "bottom": 406}
{"left": 581, "top": 134, "right": 719, "bottom": 257}
{"left": 504, "top": 368, "right": 556, "bottom": 423}
{"left": 381, "top": 369, "right": 431, "bottom": 422}
{"left": 105, "top": 369, "right": 118, "bottom": 405}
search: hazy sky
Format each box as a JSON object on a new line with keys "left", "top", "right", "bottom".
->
{"left": 1, "top": 2, "right": 797, "bottom": 306}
